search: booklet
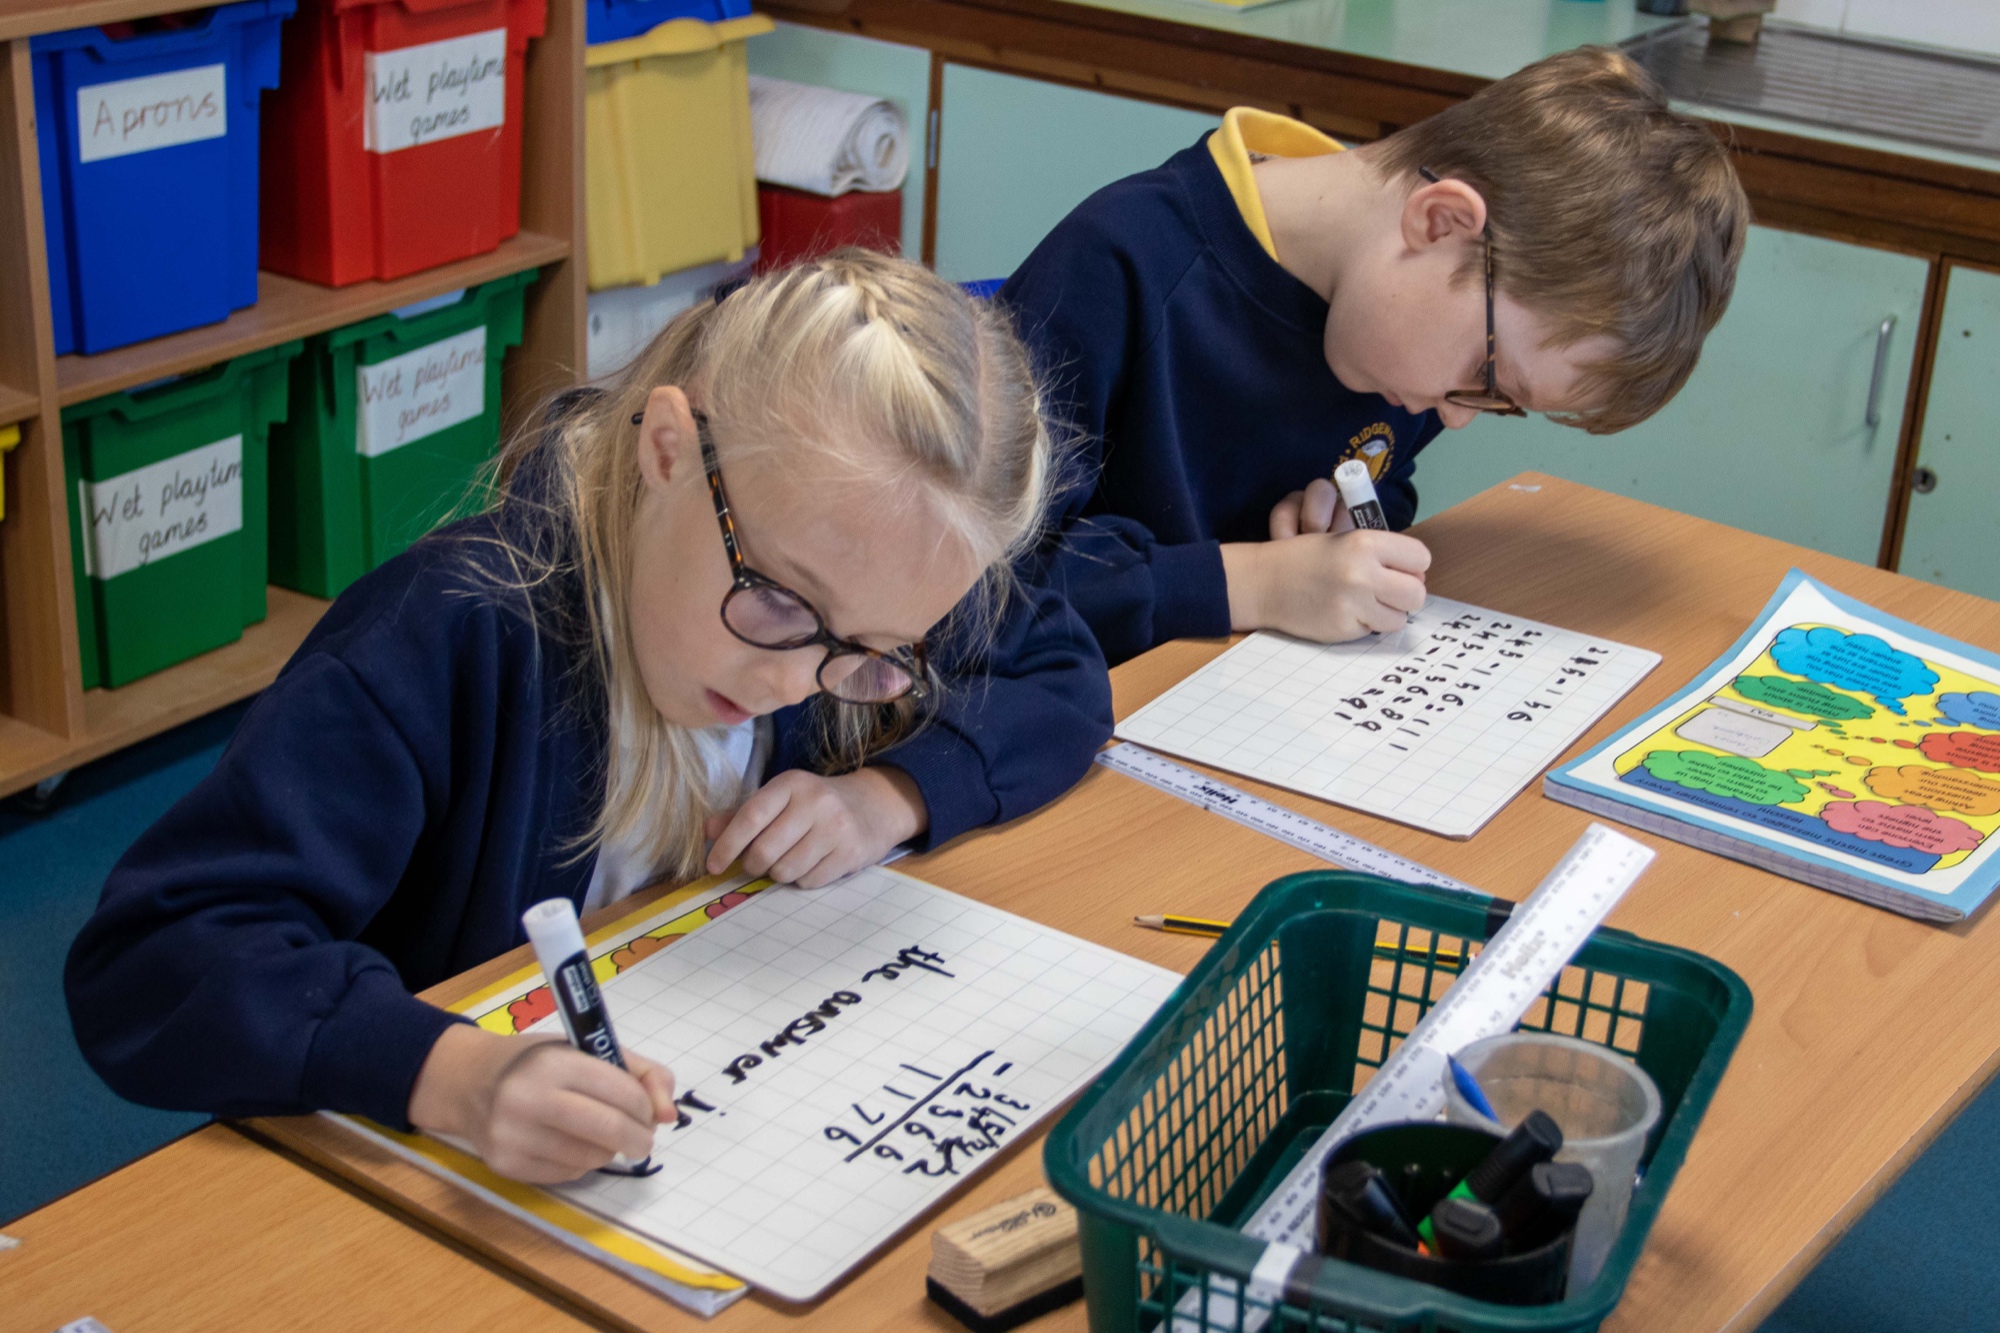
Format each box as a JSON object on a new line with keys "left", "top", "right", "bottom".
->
{"left": 1546, "top": 570, "right": 2000, "bottom": 922}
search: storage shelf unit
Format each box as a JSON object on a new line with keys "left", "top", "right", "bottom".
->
{"left": 0, "top": 0, "right": 586, "bottom": 799}
{"left": 2, "top": 587, "right": 331, "bottom": 800}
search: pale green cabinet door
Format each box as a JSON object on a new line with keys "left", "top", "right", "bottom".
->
{"left": 932, "top": 65, "right": 1219, "bottom": 284}
{"left": 1415, "top": 226, "right": 1930, "bottom": 566}
{"left": 745, "top": 23, "right": 933, "bottom": 259}
{"left": 1898, "top": 264, "right": 2000, "bottom": 599}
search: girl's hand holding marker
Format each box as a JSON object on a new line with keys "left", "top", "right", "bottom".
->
{"left": 1226, "top": 459, "right": 1430, "bottom": 643}
{"left": 407, "top": 1019, "right": 678, "bottom": 1185}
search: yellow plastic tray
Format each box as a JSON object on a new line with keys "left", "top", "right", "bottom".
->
{"left": 585, "top": 15, "right": 775, "bottom": 291}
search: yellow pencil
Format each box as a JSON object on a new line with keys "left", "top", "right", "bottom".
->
{"left": 1134, "top": 915, "right": 1466, "bottom": 963}
{"left": 1133, "top": 914, "right": 1230, "bottom": 938}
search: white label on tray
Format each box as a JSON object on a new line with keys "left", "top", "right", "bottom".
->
{"left": 364, "top": 28, "right": 507, "bottom": 153}
{"left": 75, "top": 63, "right": 227, "bottom": 163}
{"left": 356, "top": 325, "right": 488, "bottom": 456}
{"left": 77, "top": 435, "right": 243, "bottom": 580}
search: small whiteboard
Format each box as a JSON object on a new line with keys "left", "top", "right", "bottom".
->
{"left": 1117, "top": 599, "right": 1660, "bottom": 837}
{"left": 545, "top": 867, "right": 1180, "bottom": 1301}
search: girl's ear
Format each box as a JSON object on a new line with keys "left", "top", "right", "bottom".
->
{"left": 1401, "top": 176, "right": 1487, "bottom": 254}
{"left": 635, "top": 385, "right": 698, "bottom": 493}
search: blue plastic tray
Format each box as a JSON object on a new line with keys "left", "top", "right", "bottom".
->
{"left": 33, "top": 1, "right": 294, "bottom": 355}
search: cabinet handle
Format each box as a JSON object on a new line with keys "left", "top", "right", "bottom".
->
{"left": 1866, "top": 314, "right": 1896, "bottom": 428}
{"left": 1911, "top": 465, "right": 1938, "bottom": 495}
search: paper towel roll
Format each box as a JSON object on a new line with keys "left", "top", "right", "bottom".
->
{"left": 748, "top": 74, "right": 909, "bottom": 197}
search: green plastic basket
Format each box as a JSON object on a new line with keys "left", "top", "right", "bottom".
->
{"left": 1044, "top": 871, "right": 1752, "bottom": 1333}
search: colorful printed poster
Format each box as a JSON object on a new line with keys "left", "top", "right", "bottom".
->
{"left": 1548, "top": 571, "right": 2000, "bottom": 920}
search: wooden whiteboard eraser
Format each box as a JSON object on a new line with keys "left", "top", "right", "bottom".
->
{"left": 926, "top": 1187, "right": 1084, "bottom": 1333}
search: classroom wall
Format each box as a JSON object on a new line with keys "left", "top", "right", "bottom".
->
{"left": 931, "top": 67, "right": 1218, "bottom": 284}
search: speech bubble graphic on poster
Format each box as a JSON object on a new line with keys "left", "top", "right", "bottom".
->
{"left": 1770, "top": 627, "right": 1940, "bottom": 716}
{"left": 1822, "top": 801, "right": 1985, "bottom": 855}
{"left": 1732, "top": 674, "right": 1873, "bottom": 721}
{"left": 1675, "top": 707, "right": 1793, "bottom": 758}
{"left": 1939, "top": 692, "right": 2000, "bottom": 731}
{"left": 1862, "top": 765, "right": 2000, "bottom": 818}
{"left": 1917, "top": 732, "right": 2000, "bottom": 774}
{"left": 1641, "top": 750, "right": 1809, "bottom": 805}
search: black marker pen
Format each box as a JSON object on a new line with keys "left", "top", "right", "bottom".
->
{"left": 1319, "top": 1159, "right": 1422, "bottom": 1251}
{"left": 1334, "top": 459, "right": 1390, "bottom": 531}
{"left": 522, "top": 897, "right": 655, "bottom": 1176}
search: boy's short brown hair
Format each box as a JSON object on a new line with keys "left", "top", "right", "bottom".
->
{"left": 1371, "top": 46, "right": 1749, "bottom": 434}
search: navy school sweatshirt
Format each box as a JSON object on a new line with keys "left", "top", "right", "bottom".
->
{"left": 64, "top": 441, "right": 1111, "bottom": 1130}
{"left": 1001, "top": 133, "right": 1444, "bottom": 667}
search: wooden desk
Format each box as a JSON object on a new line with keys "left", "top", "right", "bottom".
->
{"left": 2, "top": 1125, "right": 600, "bottom": 1332}
{"left": 49, "top": 473, "right": 2000, "bottom": 1333}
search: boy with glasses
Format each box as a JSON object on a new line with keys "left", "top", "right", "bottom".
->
{"left": 1002, "top": 46, "right": 1749, "bottom": 665}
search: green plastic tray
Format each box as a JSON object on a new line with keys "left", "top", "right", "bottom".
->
{"left": 1045, "top": 871, "right": 1752, "bottom": 1333}
{"left": 63, "top": 340, "right": 302, "bottom": 689}
{"left": 268, "top": 269, "right": 535, "bottom": 598}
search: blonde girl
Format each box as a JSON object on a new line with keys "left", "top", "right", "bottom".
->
{"left": 67, "top": 253, "right": 1109, "bottom": 1183}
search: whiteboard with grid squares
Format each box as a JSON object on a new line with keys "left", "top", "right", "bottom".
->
{"left": 1116, "top": 600, "right": 1659, "bottom": 838}
{"left": 539, "top": 866, "right": 1181, "bottom": 1301}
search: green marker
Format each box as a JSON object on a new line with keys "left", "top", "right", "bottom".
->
{"left": 1417, "top": 1109, "right": 1564, "bottom": 1247}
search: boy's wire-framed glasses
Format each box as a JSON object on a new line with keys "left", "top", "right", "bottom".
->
{"left": 632, "top": 407, "right": 929, "bottom": 704}
{"left": 1419, "top": 166, "right": 1528, "bottom": 418}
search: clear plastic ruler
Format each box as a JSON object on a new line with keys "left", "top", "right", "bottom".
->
{"left": 1241, "top": 822, "right": 1657, "bottom": 1250}
{"left": 1095, "top": 742, "right": 1477, "bottom": 894}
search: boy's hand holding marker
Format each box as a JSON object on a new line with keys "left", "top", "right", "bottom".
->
{"left": 1225, "top": 460, "right": 1430, "bottom": 642}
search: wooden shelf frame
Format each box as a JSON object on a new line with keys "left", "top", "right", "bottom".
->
{"left": 55, "top": 232, "right": 572, "bottom": 408}
{"left": 0, "top": 0, "right": 586, "bottom": 799}
{"left": 0, "top": 379, "right": 34, "bottom": 426}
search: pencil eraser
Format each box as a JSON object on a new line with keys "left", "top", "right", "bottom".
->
{"left": 927, "top": 1188, "right": 1084, "bottom": 1333}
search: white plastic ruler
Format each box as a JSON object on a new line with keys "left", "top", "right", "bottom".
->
{"left": 1241, "top": 822, "right": 1657, "bottom": 1250}
{"left": 1094, "top": 742, "right": 1476, "bottom": 894}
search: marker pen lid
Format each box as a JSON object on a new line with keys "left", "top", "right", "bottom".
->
{"left": 1466, "top": 1109, "right": 1564, "bottom": 1202}
{"left": 1333, "top": 459, "right": 1379, "bottom": 509}
{"left": 1495, "top": 1160, "right": 1594, "bottom": 1244}
{"left": 1428, "top": 1196, "right": 1505, "bottom": 1263}
{"left": 523, "top": 897, "right": 589, "bottom": 974}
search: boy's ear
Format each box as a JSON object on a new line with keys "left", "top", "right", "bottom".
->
{"left": 635, "top": 385, "right": 698, "bottom": 492}
{"left": 1401, "top": 176, "right": 1488, "bottom": 255}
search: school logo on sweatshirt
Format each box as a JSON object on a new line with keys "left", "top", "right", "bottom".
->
{"left": 1336, "top": 422, "right": 1395, "bottom": 480}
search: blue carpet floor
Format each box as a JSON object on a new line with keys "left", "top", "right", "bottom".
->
{"left": 0, "top": 704, "right": 1992, "bottom": 1328}
{"left": 0, "top": 702, "right": 246, "bottom": 1224}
